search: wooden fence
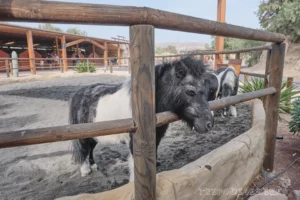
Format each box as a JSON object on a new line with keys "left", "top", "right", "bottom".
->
{"left": 0, "top": 1, "right": 286, "bottom": 200}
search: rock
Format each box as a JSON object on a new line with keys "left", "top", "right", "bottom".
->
{"left": 249, "top": 190, "right": 288, "bottom": 200}
{"left": 294, "top": 190, "right": 300, "bottom": 200}
{"left": 279, "top": 176, "right": 291, "bottom": 189}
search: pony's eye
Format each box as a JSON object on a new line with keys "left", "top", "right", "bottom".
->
{"left": 186, "top": 90, "right": 196, "bottom": 96}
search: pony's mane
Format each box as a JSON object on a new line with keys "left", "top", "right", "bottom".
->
{"left": 155, "top": 56, "right": 207, "bottom": 79}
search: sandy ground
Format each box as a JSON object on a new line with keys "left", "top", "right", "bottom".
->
{"left": 0, "top": 74, "right": 251, "bottom": 200}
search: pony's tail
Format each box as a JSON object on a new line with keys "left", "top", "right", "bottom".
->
{"left": 72, "top": 138, "right": 97, "bottom": 164}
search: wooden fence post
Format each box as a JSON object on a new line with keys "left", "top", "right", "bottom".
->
{"left": 263, "top": 43, "right": 285, "bottom": 173}
{"left": 5, "top": 59, "right": 9, "bottom": 77}
{"left": 287, "top": 77, "right": 293, "bottom": 104}
{"left": 61, "top": 35, "right": 68, "bottom": 72}
{"left": 130, "top": 25, "right": 156, "bottom": 200}
{"left": 263, "top": 49, "right": 272, "bottom": 109}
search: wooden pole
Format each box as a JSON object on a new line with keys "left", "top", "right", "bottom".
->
{"left": 55, "top": 36, "right": 59, "bottom": 56}
{"left": 263, "top": 43, "right": 285, "bottom": 172}
{"left": 127, "top": 45, "right": 131, "bottom": 74}
{"left": 130, "top": 25, "right": 156, "bottom": 200}
{"left": 93, "top": 44, "right": 95, "bottom": 58}
{"left": 215, "top": 0, "right": 226, "bottom": 69}
{"left": 5, "top": 59, "right": 9, "bottom": 77}
{"left": 103, "top": 41, "right": 108, "bottom": 72}
{"left": 117, "top": 43, "right": 121, "bottom": 67}
{"left": 236, "top": 53, "right": 240, "bottom": 59}
{"left": 263, "top": 49, "right": 272, "bottom": 108}
{"left": 0, "top": 87, "right": 275, "bottom": 149}
{"left": 287, "top": 77, "right": 293, "bottom": 104}
{"left": 0, "top": 1, "right": 285, "bottom": 42}
{"left": 26, "top": 30, "right": 36, "bottom": 74}
{"left": 61, "top": 35, "right": 68, "bottom": 72}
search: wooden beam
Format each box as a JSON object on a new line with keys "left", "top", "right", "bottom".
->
{"left": 0, "top": 1, "right": 285, "bottom": 43}
{"left": 263, "top": 43, "right": 285, "bottom": 172}
{"left": 61, "top": 35, "right": 68, "bottom": 72}
{"left": 55, "top": 36, "right": 59, "bottom": 56}
{"left": 130, "top": 25, "right": 156, "bottom": 200}
{"left": 263, "top": 49, "right": 271, "bottom": 109}
{"left": 90, "top": 40, "right": 105, "bottom": 50}
{"left": 117, "top": 43, "right": 121, "bottom": 66}
{"left": 66, "top": 38, "right": 85, "bottom": 48}
{"left": 103, "top": 41, "right": 108, "bottom": 71}
{"left": 93, "top": 44, "right": 95, "bottom": 58}
{"left": 215, "top": 0, "right": 226, "bottom": 69}
{"left": 0, "top": 87, "right": 275, "bottom": 149}
{"left": 26, "top": 30, "right": 36, "bottom": 74}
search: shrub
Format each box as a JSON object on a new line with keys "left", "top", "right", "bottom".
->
{"left": 239, "top": 77, "right": 300, "bottom": 114}
{"left": 74, "top": 61, "right": 96, "bottom": 73}
{"left": 289, "top": 98, "right": 300, "bottom": 136}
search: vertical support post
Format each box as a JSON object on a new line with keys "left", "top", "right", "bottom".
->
{"left": 61, "top": 35, "right": 68, "bottom": 72}
{"left": 263, "top": 49, "right": 272, "bottom": 108}
{"left": 26, "top": 30, "right": 36, "bottom": 75}
{"left": 103, "top": 42, "right": 108, "bottom": 72}
{"left": 110, "top": 59, "right": 113, "bottom": 73}
{"left": 59, "top": 58, "right": 63, "bottom": 73}
{"left": 200, "top": 54, "right": 204, "bottom": 61}
{"left": 130, "top": 25, "right": 156, "bottom": 200}
{"left": 215, "top": 0, "right": 226, "bottom": 69}
{"left": 76, "top": 44, "right": 79, "bottom": 54}
{"left": 117, "top": 43, "right": 121, "bottom": 67}
{"left": 287, "top": 77, "right": 293, "bottom": 103}
{"left": 244, "top": 75, "right": 249, "bottom": 83}
{"left": 55, "top": 36, "right": 59, "bottom": 56}
{"left": 236, "top": 53, "right": 240, "bottom": 59}
{"left": 5, "top": 59, "right": 9, "bottom": 78}
{"left": 263, "top": 43, "right": 285, "bottom": 172}
{"left": 127, "top": 45, "right": 131, "bottom": 74}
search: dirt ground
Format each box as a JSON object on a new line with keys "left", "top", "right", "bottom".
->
{"left": 243, "top": 114, "right": 300, "bottom": 200}
{"left": 0, "top": 74, "right": 252, "bottom": 200}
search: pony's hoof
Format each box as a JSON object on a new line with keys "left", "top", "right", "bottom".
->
{"left": 91, "top": 164, "right": 98, "bottom": 172}
{"left": 81, "top": 171, "right": 91, "bottom": 177}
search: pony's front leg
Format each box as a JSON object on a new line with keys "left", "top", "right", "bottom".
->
{"left": 230, "top": 105, "right": 237, "bottom": 117}
{"left": 80, "top": 157, "right": 91, "bottom": 177}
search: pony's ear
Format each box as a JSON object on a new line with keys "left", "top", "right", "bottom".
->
{"left": 175, "top": 61, "right": 187, "bottom": 79}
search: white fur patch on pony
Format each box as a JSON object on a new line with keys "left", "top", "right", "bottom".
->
{"left": 91, "top": 164, "right": 98, "bottom": 172}
{"left": 94, "top": 84, "right": 132, "bottom": 144}
{"left": 80, "top": 158, "right": 91, "bottom": 177}
{"left": 128, "top": 153, "right": 134, "bottom": 182}
{"left": 230, "top": 106, "right": 237, "bottom": 117}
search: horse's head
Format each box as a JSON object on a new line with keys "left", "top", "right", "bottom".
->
{"left": 156, "top": 57, "right": 214, "bottom": 133}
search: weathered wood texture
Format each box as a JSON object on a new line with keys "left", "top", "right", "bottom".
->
{"left": 130, "top": 25, "right": 156, "bottom": 200}
{"left": 263, "top": 49, "right": 272, "bottom": 108}
{"left": 240, "top": 71, "right": 265, "bottom": 78}
{"left": 103, "top": 41, "right": 108, "bottom": 71}
{"left": 65, "top": 38, "right": 105, "bottom": 49}
{"left": 26, "top": 30, "right": 36, "bottom": 74}
{"left": 61, "top": 35, "right": 68, "bottom": 72}
{"left": 155, "top": 46, "right": 271, "bottom": 58}
{"left": 0, "top": 1, "right": 285, "bottom": 42}
{"left": 215, "top": 0, "right": 226, "bottom": 67}
{"left": 263, "top": 43, "right": 285, "bottom": 172}
{"left": 0, "top": 87, "right": 275, "bottom": 149}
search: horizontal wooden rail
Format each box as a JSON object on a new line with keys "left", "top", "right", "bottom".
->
{"left": 0, "top": 1, "right": 285, "bottom": 42}
{"left": 156, "top": 46, "right": 271, "bottom": 58}
{"left": 0, "top": 87, "right": 275, "bottom": 149}
{"left": 240, "top": 71, "right": 265, "bottom": 78}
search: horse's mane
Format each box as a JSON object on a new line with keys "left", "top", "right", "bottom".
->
{"left": 155, "top": 57, "right": 207, "bottom": 80}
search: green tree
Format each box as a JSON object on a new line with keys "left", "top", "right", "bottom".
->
{"left": 257, "top": 0, "right": 300, "bottom": 42}
{"left": 66, "top": 27, "right": 87, "bottom": 36}
{"left": 38, "top": 23, "right": 63, "bottom": 32}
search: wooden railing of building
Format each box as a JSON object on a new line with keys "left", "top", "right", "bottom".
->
{"left": 0, "top": 1, "right": 286, "bottom": 200}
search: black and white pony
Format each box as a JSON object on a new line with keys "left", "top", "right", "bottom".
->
{"left": 215, "top": 66, "right": 239, "bottom": 117}
{"left": 203, "top": 72, "right": 220, "bottom": 116}
{"left": 69, "top": 57, "right": 214, "bottom": 181}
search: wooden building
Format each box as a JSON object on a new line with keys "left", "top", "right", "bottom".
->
{"left": 0, "top": 23, "right": 128, "bottom": 73}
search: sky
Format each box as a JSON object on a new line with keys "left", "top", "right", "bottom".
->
{"left": 10, "top": 0, "right": 262, "bottom": 44}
